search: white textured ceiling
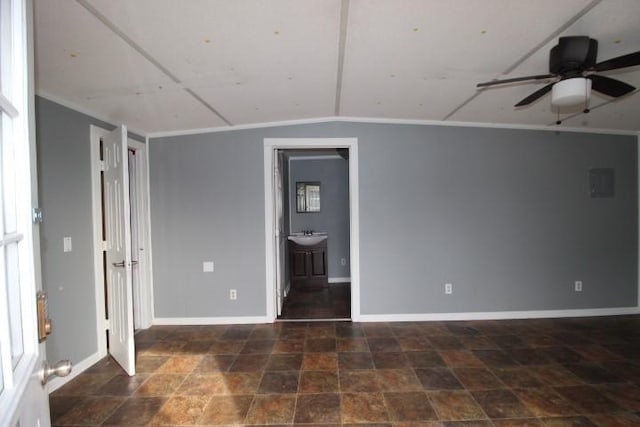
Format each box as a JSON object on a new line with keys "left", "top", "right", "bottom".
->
{"left": 33, "top": 0, "right": 640, "bottom": 135}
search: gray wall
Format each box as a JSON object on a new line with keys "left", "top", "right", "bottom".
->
{"left": 35, "top": 97, "right": 113, "bottom": 366}
{"left": 35, "top": 97, "right": 144, "bottom": 366}
{"left": 149, "top": 132, "right": 267, "bottom": 318}
{"left": 149, "top": 121, "right": 637, "bottom": 319}
{"left": 357, "top": 124, "right": 637, "bottom": 314}
{"left": 37, "top": 94, "right": 636, "bottom": 366}
{"left": 288, "top": 157, "right": 350, "bottom": 278}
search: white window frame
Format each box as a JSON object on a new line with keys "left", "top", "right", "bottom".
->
{"left": 0, "top": 0, "right": 40, "bottom": 417}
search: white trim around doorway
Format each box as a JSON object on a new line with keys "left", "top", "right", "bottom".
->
{"left": 264, "top": 138, "right": 360, "bottom": 322}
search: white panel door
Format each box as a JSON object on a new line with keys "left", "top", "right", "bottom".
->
{"left": 103, "top": 125, "right": 135, "bottom": 376}
{"left": 275, "top": 151, "right": 286, "bottom": 315}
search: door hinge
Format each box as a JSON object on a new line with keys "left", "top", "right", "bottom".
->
{"left": 32, "top": 207, "right": 43, "bottom": 224}
{"left": 102, "top": 241, "right": 108, "bottom": 251}
{"left": 99, "top": 160, "right": 106, "bottom": 171}
{"left": 103, "top": 319, "right": 110, "bottom": 330}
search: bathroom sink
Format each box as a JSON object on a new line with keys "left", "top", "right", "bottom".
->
{"left": 288, "top": 234, "right": 328, "bottom": 246}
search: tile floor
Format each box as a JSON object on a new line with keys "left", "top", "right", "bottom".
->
{"left": 279, "top": 283, "right": 351, "bottom": 320}
{"left": 50, "top": 315, "right": 640, "bottom": 426}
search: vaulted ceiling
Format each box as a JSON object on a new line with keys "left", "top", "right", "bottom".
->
{"left": 34, "top": 0, "right": 640, "bottom": 135}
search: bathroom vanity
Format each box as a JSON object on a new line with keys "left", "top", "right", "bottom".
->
{"left": 288, "top": 234, "right": 328, "bottom": 291}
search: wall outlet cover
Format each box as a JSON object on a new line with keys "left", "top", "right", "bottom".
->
{"left": 229, "top": 289, "right": 237, "bottom": 300}
{"left": 574, "top": 280, "right": 583, "bottom": 292}
{"left": 203, "top": 261, "right": 214, "bottom": 272}
{"left": 445, "top": 283, "right": 453, "bottom": 295}
{"left": 63, "top": 237, "right": 72, "bottom": 252}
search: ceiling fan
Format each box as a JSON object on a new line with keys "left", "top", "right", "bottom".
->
{"left": 477, "top": 36, "right": 640, "bottom": 112}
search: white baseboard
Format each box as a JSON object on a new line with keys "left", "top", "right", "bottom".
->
{"left": 329, "top": 277, "right": 351, "bottom": 283}
{"left": 355, "top": 306, "right": 640, "bottom": 323}
{"left": 47, "top": 350, "right": 104, "bottom": 394}
{"left": 153, "top": 316, "right": 270, "bottom": 326}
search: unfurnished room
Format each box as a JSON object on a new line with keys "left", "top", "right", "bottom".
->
{"left": 1, "top": 0, "right": 640, "bottom": 426}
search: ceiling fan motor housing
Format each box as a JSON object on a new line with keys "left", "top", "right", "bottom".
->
{"left": 549, "top": 36, "right": 598, "bottom": 75}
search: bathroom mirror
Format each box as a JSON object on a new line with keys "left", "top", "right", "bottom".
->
{"left": 296, "top": 182, "right": 321, "bottom": 213}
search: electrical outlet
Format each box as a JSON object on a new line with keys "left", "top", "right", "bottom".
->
{"left": 63, "top": 237, "right": 72, "bottom": 252}
{"left": 203, "top": 261, "right": 214, "bottom": 272}
{"left": 445, "top": 283, "right": 453, "bottom": 295}
{"left": 229, "top": 289, "right": 237, "bottom": 300}
{"left": 341, "top": 258, "right": 347, "bottom": 266}
{"left": 574, "top": 280, "right": 583, "bottom": 292}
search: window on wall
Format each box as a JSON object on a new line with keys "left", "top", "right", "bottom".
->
{"left": 0, "top": 0, "right": 37, "bottom": 406}
{"left": 296, "top": 182, "right": 321, "bottom": 213}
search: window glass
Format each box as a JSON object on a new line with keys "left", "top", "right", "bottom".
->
{"left": 0, "top": 108, "right": 3, "bottom": 392}
{"left": 0, "top": 341, "right": 3, "bottom": 393}
{"left": 5, "top": 242, "right": 22, "bottom": 367}
{"left": 2, "top": 114, "right": 16, "bottom": 233}
{"left": 0, "top": 0, "right": 9, "bottom": 97}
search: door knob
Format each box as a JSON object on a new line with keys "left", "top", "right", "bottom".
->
{"left": 112, "top": 261, "right": 126, "bottom": 267}
{"left": 40, "top": 359, "right": 72, "bottom": 385}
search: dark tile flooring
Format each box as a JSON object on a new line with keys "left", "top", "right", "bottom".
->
{"left": 50, "top": 315, "right": 640, "bottom": 426}
{"left": 279, "top": 283, "right": 351, "bottom": 320}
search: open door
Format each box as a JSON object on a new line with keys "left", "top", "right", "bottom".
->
{"left": 275, "top": 150, "right": 286, "bottom": 315}
{"left": 1, "top": 1, "right": 63, "bottom": 423}
{"left": 103, "top": 125, "right": 136, "bottom": 375}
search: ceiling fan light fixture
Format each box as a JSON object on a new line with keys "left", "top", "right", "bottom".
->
{"left": 551, "top": 77, "right": 591, "bottom": 107}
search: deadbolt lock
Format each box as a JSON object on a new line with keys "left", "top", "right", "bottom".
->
{"left": 37, "top": 291, "right": 53, "bottom": 342}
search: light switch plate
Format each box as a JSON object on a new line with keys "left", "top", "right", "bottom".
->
{"left": 63, "top": 237, "right": 72, "bottom": 252}
{"left": 203, "top": 261, "right": 214, "bottom": 272}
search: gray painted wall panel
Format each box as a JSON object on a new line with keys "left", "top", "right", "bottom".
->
{"left": 35, "top": 97, "right": 114, "bottom": 365}
{"left": 149, "top": 133, "right": 266, "bottom": 317}
{"left": 33, "top": 94, "right": 639, "bottom": 342}
{"left": 150, "top": 121, "right": 637, "bottom": 319}
{"left": 355, "top": 124, "right": 637, "bottom": 314}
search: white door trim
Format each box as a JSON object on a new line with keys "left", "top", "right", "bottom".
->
{"left": 90, "top": 125, "right": 108, "bottom": 357}
{"left": 90, "top": 125, "right": 154, "bottom": 360}
{"left": 128, "top": 139, "right": 154, "bottom": 329}
{"left": 264, "top": 138, "right": 360, "bottom": 321}
{"left": 143, "top": 136, "right": 156, "bottom": 326}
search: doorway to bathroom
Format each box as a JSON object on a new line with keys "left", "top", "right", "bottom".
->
{"left": 264, "top": 138, "right": 360, "bottom": 322}
{"left": 280, "top": 149, "right": 350, "bottom": 320}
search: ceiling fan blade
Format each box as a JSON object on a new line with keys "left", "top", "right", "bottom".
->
{"left": 588, "top": 74, "right": 635, "bottom": 97}
{"left": 477, "top": 74, "right": 554, "bottom": 88}
{"left": 514, "top": 83, "right": 554, "bottom": 107}
{"left": 593, "top": 50, "right": 640, "bottom": 72}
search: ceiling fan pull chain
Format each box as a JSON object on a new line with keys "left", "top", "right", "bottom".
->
{"left": 583, "top": 79, "right": 590, "bottom": 114}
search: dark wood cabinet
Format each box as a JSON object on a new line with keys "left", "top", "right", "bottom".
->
{"left": 289, "top": 240, "right": 328, "bottom": 291}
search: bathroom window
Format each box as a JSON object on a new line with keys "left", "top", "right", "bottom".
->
{"left": 296, "top": 182, "right": 320, "bottom": 213}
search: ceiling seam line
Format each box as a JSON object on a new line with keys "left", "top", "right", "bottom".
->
{"left": 503, "top": 0, "right": 602, "bottom": 74}
{"left": 184, "top": 89, "right": 233, "bottom": 126}
{"left": 440, "top": 91, "right": 484, "bottom": 122}
{"left": 441, "top": 0, "right": 602, "bottom": 122}
{"left": 76, "top": 0, "right": 181, "bottom": 82}
{"left": 75, "top": 0, "right": 233, "bottom": 126}
{"left": 334, "top": 0, "right": 350, "bottom": 116}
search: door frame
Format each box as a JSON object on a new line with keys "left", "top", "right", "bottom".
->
{"left": 90, "top": 125, "right": 154, "bottom": 358}
{"left": 264, "top": 138, "right": 360, "bottom": 321}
